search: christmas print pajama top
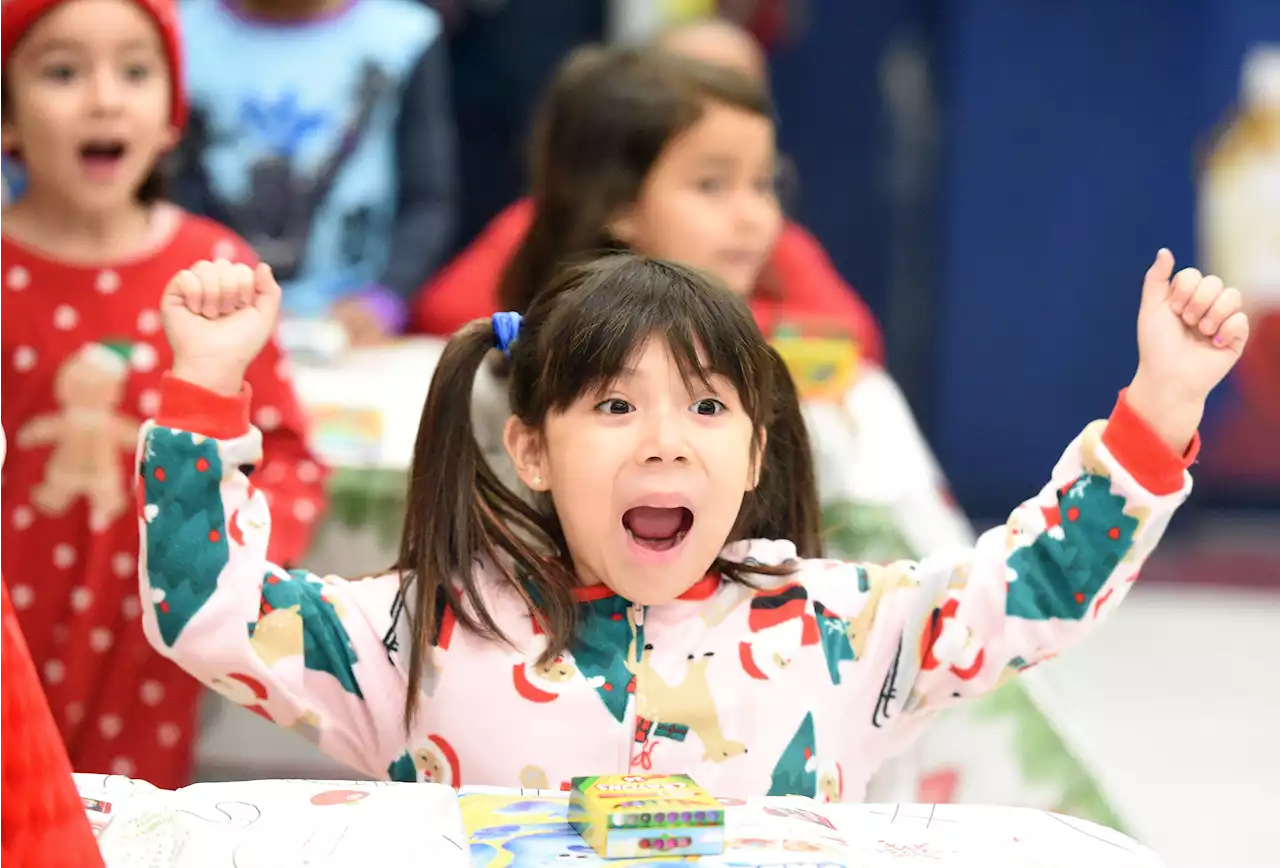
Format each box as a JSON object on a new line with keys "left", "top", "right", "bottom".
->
{"left": 137, "top": 374, "right": 1196, "bottom": 800}
{"left": 1, "top": 211, "right": 328, "bottom": 788}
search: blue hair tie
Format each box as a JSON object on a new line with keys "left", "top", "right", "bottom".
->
{"left": 492, "top": 311, "right": 523, "bottom": 359}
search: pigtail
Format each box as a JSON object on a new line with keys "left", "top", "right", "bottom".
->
{"left": 395, "top": 320, "right": 573, "bottom": 730}
{"left": 735, "top": 347, "right": 823, "bottom": 559}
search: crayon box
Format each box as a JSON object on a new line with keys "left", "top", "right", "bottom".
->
{"left": 568, "top": 774, "right": 725, "bottom": 859}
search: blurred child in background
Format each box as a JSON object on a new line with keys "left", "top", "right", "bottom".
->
{"left": 175, "top": 0, "right": 458, "bottom": 346}
{"left": 1, "top": 0, "right": 326, "bottom": 788}
{"left": 412, "top": 18, "right": 883, "bottom": 364}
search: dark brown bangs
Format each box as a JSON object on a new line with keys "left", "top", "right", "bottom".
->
{"left": 515, "top": 255, "right": 773, "bottom": 427}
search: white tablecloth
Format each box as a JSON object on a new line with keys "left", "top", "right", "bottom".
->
{"left": 75, "top": 774, "right": 1165, "bottom": 868}
{"left": 78, "top": 775, "right": 467, "bottom": 868}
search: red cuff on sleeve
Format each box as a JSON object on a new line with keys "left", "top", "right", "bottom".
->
{"left": 156, "top": 374, "right": 254, "bottom": 440}
{"left": 1102, "top": 389, "right": 1201, "bottom": 496}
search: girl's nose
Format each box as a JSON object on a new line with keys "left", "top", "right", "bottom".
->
{"left": 638, "top": 409, "right": 692, "bottom": 465}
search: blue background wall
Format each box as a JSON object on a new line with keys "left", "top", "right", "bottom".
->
{"left": 769, "top": 0, "right": 1280, "bottom": 517}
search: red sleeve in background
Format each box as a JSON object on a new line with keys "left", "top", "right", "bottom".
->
{"left": 411, "top": 198, "right": 533, "bottom": 335}
{"left": 737, "top": 0, "right": 793, "bottom": 50}
{"left": 243, "top": 341, "right": 329, "bottom": 568}
{"left": 765, "top": 222, "right": 885, "bottom": 364}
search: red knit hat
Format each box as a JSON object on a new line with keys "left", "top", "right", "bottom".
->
{"left": 0, "top": 0, "right": 187, "bottom": 131}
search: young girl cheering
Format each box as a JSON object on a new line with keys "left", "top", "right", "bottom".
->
{"left": 142, "top": 250, "right": 1244, "bottom": 799}
{"left": 0, "top": 0, "right": 326, "bottom": 788}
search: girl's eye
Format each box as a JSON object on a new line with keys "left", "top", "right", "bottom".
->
{"left": 696, "top": 177, "right": 729, "bottom": 194}
{"left": 691, "top": 398, "right": 726, "bottom": 416}
{"left": 41, "top": 64, "right": 77, "bottom": 82}
{"left": 123, "top": 64, "right": 152, "bottom": 82}
{"left": 595, "top": 398, "right": 633, "bottom": 415}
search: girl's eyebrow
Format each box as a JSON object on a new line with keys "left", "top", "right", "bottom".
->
{"left": 690, "top": 374, "right": 726, "bottom": 396}
{"left": 32, "top": 36, "right": 156, "bottom": 56}
{"left": 690, "top": 154, "right": 739, "bottom": 169}
{"left": 30, "top": 38, "right": 83, "bottom": 55}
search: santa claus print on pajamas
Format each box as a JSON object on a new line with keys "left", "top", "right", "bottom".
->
{"left": 738, "top": 584, "right": 856, "bottom": 687}
{"left": 738, "top": 583, "right": 821, "bottom": 680}
{"left": 512, "top": 618, "right": 604, "bottom": 703}
{"left": 209, "top": 672, "right": 272, "bottom": 720}
{"left": 387, "top": 734, "right": 460, "bottom": 785}
{"left": 2, "top": 211, "right": 326, "bottom": 788}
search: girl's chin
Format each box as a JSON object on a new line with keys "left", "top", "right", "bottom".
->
{"left": 708, "top": 262, "right": 763, "bottom": 297}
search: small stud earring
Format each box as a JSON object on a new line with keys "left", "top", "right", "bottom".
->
{"left": 532, "top": 474, "right": 543, "bottom": 488}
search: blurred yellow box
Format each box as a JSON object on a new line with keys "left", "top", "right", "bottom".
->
{"left": 770, "top": 323, "right": 862, "bottom": 403}
{"left": 306, "top": 404, "right": 384, "bottom": 467}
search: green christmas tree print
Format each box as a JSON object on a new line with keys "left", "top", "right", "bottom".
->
{"left": 768, "top": 712, "right": 818, "bottom": 798}
{"left": 813, "top": 602, "right": 854, "bottom": 684}
{"left": 140, "top": 429, "right": 232, "bottom": 647}
{"left": 387, "top": 752, "right": 416, "bottom": 783}
{"left": 570, "top": 596, "right": 636, "bottom": 722}
{"left": 1006, "top": 474, "right": 1138, "bottom": 621}
{"left": 246, "top": 569, "right": 364, "bottom": 699}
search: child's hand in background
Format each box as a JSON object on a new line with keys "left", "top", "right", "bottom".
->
{"left": 330, "top": 296, "right": 390, "bottom": 347}
{"left": 1127, "top": 248, "right": 1250, "bottom": 452}
{"left": 162, "top": 259, "right": 282, "bottom": 396}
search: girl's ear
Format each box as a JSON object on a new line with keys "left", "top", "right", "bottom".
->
{"left": 503, "top": 415, "right": 550, "bottom": 491}
{"left": 162, "top": 123, "right": 181, "bottom": 153}
{"left": 746, "top": 427, "right": 767, "bottom": 491}
{"left": 607, "top": 205, "right": 638, "bottom": 245}
{"left": 2, "top": 120, "right": 20, "bottom": 156}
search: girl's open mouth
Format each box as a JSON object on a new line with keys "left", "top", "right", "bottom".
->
{"left": 622, "top": 506, "right": 695, "bottom": 552}
{"left": 79, "top": 140, "right": 127, "bottom": 180}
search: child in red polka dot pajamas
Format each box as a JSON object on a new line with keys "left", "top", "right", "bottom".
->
{"left": 0, "top": 0, "right": 328, "bottom": 789}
